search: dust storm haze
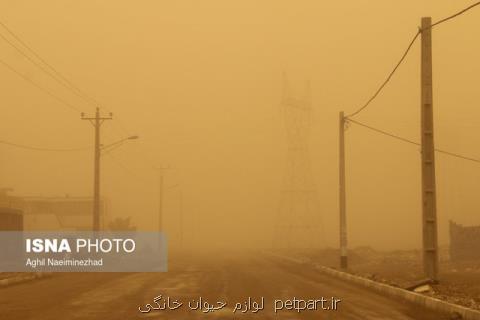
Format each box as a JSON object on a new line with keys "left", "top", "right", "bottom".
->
{"left": 0, "top": 0, "right": 479, "bottom": 252}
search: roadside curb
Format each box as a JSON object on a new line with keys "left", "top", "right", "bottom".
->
{"left": 269, "top": 253, "right": 480, "bottom": 320}
{"left": 0, "top": 273, "right": 51, "bottom": 288}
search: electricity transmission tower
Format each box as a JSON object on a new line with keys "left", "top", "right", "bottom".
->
{"left": 273, "top": 74, "right": 323, "bottom": 249}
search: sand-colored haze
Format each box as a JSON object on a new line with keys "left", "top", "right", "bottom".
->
{"left": 0, "top": 0, "right": 479, "bottom": 251}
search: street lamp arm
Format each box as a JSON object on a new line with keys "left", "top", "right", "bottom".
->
{"left": 101, "top": 135, "right": 139, "bottom": 152}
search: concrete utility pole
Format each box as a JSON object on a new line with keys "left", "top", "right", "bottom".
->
{"left": 339, "top": 111, "right": 348, "bottom": 269}
{"left": 420, "top": 17, "right": 439, "bottom": 281}
{"left": 82, "top": 107, "right": 112, "bottom": 231}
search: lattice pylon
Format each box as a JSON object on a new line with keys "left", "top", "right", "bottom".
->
{"left": 273, "top": 73, "right": 323, "bottom": 249}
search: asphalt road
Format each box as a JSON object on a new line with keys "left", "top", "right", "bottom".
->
{"left": 0, "top": 252, "right": 451, "bottom": 320}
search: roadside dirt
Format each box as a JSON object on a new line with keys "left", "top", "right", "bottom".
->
{"left": 290, "top": 247, "right": 480, "bottom": 311}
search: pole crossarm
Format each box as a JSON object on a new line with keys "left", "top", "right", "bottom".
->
{"left": 81, "top": 107, "right": 113, "bottom": 231}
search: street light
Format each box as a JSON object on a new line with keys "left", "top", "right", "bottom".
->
{"left": 101, "top": 135, "right": 139, "bottom": 154}
{"left": 102, "top": 135, "right": 139, "bottom": 149}
{"left": 93, "top": 134, "right": 139, "bottom": 231}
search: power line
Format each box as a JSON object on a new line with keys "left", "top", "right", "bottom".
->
{"left": 0, "top": 140, "right": 90, "bottom": 152}
{"left": 0, "top": 20, "right": 98, "bottom": 109}
{"left": 99, "top": 105, "right": 132, "bottom": 136}
{"left": 431, "top": 1, "right": 480, "bottom": 28}
{"left": 104, "top": 152, "right": 153, "bottom": 185}
{"left": 346, "top": 30, "right": 420, "bottom": 118}
{"left": 346, "top": 117, "right": 419, "bottom": 146}
{"left": 0, "top": 30, "right": 92, "bottom": 109}
{"left": 435, "top": 148, "right": 480, "bottom": 164}
{"left": 0, "top": 57, "right": 82, "bottom": 112}
{"left": 0, "top": 53, "right": 136, "bottom": 157}
{"left": 347, "top": 1, "right": 480, "bottom": 118}
{"left": 346, "top": 118, "right": 480, "bottom": 164}
{"left": 0, "top": 21, "right": 135, "bottom": 139}
{"left": 0, "top": 21, "right": 134, "bottom": 137}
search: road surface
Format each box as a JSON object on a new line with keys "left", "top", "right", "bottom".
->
{"left": 0, "top": 252, "right": 450, "bottom": 319}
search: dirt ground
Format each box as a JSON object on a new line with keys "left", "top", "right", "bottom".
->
{"left": 3, "top": 248, "right": 480, "bottom": 312}
{"left": 291, "top": 247, "right": 480, "bottom": 311}
{"left": 0, "top": 272, "right": 18, "bottom": 280}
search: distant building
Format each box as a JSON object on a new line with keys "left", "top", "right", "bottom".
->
{"left": 0, "top": 189, "right": 108, "bottom": 231}
{"left": 0, "top": 207, "right": 23, "bottom": 231}
{"left": 449, "top": 220, "right": 480, "bottom": 261}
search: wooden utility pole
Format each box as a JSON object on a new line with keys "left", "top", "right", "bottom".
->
{"left": 339, "top": 111, "right": 348, "bottom": 269}
{"left": 82, "top": 107, "right": 112, "bottom": 231}
{"left": 420, "top": 17, "right": 439, "bottom": 281}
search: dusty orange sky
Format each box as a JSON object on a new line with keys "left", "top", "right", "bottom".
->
{"left": 0, "top": 0, "right": 479, "bottom": 250}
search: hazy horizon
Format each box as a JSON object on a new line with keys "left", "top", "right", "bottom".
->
{"left": 0, "top": 0, "right": 479, "bottom": 251}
